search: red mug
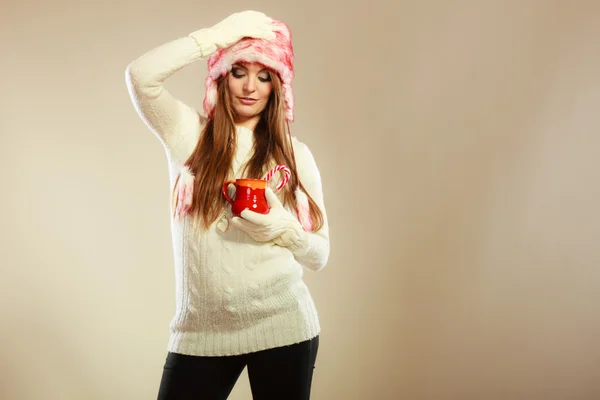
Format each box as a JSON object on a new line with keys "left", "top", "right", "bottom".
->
{"left": 222, "top": 179, "right": 271, "bottom": 217}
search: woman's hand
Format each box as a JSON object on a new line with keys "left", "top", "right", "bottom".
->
{"left": 231, "top": 187, "right": 308, "bottom": 249}
{"left": 207, "top": 10, "right": 275, "bottom": 49}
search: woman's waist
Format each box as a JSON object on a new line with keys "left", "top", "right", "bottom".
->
{"left": 180, "top": 248, "right": 305, "bottom": 299}
{"left": 173, "top": 267, "right": 312, "bottom": 327}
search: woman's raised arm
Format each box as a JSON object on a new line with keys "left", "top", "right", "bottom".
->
{"left": 125, "top": 10, "right": 275, "bottom": 151}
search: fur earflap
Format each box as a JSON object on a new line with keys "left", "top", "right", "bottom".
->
{"left": 295, "top": 186, "right": 313, "bottom": 231}
{"left": 174, "top": 165, "right": 195, "bottom": 219}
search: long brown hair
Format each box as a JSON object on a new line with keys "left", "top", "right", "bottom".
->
{"left": 172, "top": 69, "right": 324, "bottom": 231}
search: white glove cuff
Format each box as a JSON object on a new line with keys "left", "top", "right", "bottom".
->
{"left": 188, "top": 28, "right": 219, "bottom": 58}
{"left": 273, "top": 223, "right": 310, "bottom": 257}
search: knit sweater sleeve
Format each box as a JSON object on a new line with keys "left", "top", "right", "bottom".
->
{"left": 125, "top": 30, "right": 217, "bottom": 152}
{"left": 290, "top": 142, "right": 331, "bottom": 272}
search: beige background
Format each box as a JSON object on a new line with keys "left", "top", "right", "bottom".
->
{"left": 1, "top": 0, "right": 599, "bottom": 399}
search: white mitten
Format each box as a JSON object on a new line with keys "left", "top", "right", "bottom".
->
{"left": 190, "top": 10, "right": 275, "bottom": 56}
{"left": 231, "top": 187, "right": 309, "bottom": 252}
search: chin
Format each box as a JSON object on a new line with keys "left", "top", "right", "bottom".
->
{"left": 234, "top": 106, "right": 264, "bottom": 119}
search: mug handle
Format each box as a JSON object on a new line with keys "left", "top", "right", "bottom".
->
{"left": 222, "top": 181, "right": 235, "bottom": 204}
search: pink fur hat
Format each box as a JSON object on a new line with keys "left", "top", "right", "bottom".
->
{"left": 202, "top": 19, "right": 295, "bottom": 122}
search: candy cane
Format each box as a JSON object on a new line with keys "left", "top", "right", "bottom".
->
{"left": 264, "top": 165, "right": 291, "bottom": 190}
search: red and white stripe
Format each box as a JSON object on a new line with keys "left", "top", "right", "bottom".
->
{"left": 264, "top": 165, "right": 291, "bottom": 190}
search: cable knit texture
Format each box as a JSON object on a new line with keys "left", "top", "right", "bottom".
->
{"left": 125, "top": 28, "right": 330, "bottom": 356}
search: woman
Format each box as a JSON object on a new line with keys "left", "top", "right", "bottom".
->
{"left": 125, "top": 10, "right": 330, "bottom": 400}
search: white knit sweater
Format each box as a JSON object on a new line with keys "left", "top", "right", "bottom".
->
{"left": 125, "top": 30, "right": 330, "bottom": 356}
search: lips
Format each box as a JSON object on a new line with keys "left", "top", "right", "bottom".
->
{"left": 238, "top": 97, "right": 258, "bottom": 105}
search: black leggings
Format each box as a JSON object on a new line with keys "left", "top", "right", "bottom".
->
{"left": 157, "top": 335, "right": 319, "bottom": 400}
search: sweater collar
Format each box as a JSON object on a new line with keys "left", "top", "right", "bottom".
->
{"left": 236, "top": 125, "right": 254, "bottom": 148}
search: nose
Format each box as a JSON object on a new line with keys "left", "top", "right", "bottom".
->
{"left": 243, "top": 77, "right": 257, "bottom": 93}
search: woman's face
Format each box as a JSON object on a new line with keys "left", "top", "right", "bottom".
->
{"left": 227, "top": 62, "right": 273, "bottom": 127}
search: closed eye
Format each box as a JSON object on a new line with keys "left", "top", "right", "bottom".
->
{"left": 231, "top": 67, "right": 245, "bottom": 78}
{"left": 231, "top": 65, "right": 271, "bottom": 83}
